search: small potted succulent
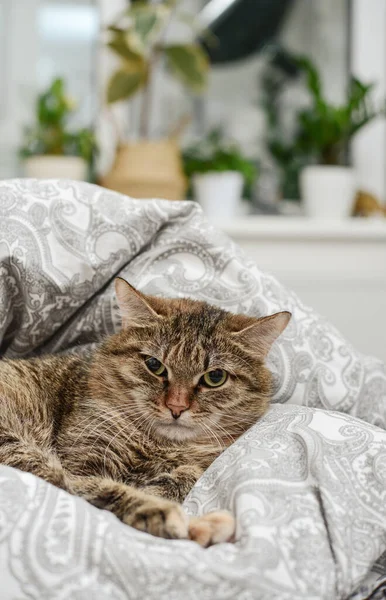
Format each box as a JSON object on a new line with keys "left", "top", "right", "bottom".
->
{"left": 102, "top": 0, "right": 209, "bottom": 200}
{"left": 20, "top": 78, "right": 97, "bottom": 181}
{"left": 183, "top": 128, "right": 257, "bottom": 219}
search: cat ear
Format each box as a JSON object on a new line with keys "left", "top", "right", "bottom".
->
{"left": 115, "top": 278, "right": 161, "bottom": 328}
{"left": 231, "top": 311, "right": 291, "bottom": 358}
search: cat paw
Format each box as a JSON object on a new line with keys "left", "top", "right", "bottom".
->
{"left": 188, "top": 511, "right": 236, "bottom": 547}
{"left": 124, "top": 499, "right": 189, "bottom": 540}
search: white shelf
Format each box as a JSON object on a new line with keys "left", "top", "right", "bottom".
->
{"left": 218, "top": 216, "right": 386, "bottom": 242}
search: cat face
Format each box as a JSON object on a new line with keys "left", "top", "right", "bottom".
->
{"left": 89, "top": 278, "right": 290, "bottom": 445}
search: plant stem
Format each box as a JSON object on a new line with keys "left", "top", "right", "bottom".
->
{"left": 139, "top": 79, "right": 151, "bottom": 139}
{"left": 138, "top": 0, "right": 178, "bottom": 140}
{"left": 139, "top": 50, "right": 160, "bottom": 139}
{"left": 107, "top": 106, "right": 124, "bottom": 147}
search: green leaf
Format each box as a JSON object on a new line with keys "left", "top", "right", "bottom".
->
{"left": 124, "top": 3, "right": 169, "bottom": 49}
{"left": 296, "top": 56, "right": 323, "bottom": 103}
{"left": 107, "top": 25, "right": 126, "bottom": 35}
{"left": 37, "top": 77, "right": 73, "bottom": 127}
{"left": 135, "top": 11, "right": 158, "bottom": 40}
{"left": 107, "top": 69, "right": 144, "bottom": 103}
{"left": 51, "top": 78, "right": 64, "bottom": 95}
{"left": 107, "top": 37, "right": 144, "bottom": 63}
{"left": 134, "top": 5, "right": 167, "bottom": 41}
{"left": 106, "top": 40, "right": 147, "bottom": 103}
{"left": 164, "top": 44, "right": 209, "bottom": 93}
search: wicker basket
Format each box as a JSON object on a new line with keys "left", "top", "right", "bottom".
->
{"left": 101, "top": 139, "right": 187, "bottom": 200}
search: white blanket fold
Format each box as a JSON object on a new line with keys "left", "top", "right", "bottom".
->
{"left": 0, "top": 179, "right": 385, "bottom": 599}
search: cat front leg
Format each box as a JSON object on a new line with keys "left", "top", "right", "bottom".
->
{"left": 0, "top": 438, "right": 69, "bottom": 490}
{"left": 143, "top": 465, "right": 236, "bottom": 546}
{"left": 0, "top": 440, "right": 190, "bottom": 543}
{"left": 143, "top": 464, "right": 204, "bottom": 502}
{"left": 70, "top": 475, "right": 235, "bottom": 546}
{"left": 70, "top": 475, "right": 189, "bottom": 540}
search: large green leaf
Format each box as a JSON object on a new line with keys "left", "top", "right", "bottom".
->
{"left": 135, "top": 11, "right": 158, "bottom": 40}
{"left": 164, "top": 44, "right": 209, "bottom": 93}
{"left": 296, "top": 56, "right": 323, "bottom": 104}
{"left": 107, "top": 36, "right": 144, "bottom": 63}
{"left": 107, "top": 25, "right": 126, "bottom": 35}
{"left": 107, "top": 69, "right": 145, "bottom": 103}
{"left": 124, "top": 2, "right": 169, "bottom": 50}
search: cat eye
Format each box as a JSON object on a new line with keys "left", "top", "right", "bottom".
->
{"left": 144, "top": 356, "right": 167, "bottom": 377}
{"left": 201, "top": 369, "right": 228, "bottom": 388}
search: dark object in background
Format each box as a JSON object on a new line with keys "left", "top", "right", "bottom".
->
{"left": 199, "top": 0, "right": 294, "bottom": 64}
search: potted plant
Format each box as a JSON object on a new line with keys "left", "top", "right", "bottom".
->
{"left": 102, "top": 0, "right": 209, "bottom": 200}
{"left": 20, "top": 78, "right": 97, "bottom": 181}
{"left": 295, "top": 57, "right": 386, "bottom": 218}
{"left": 183, "top": 128, "right": 257, "bottom": 219}
{"left": 263, "top": 50, "right": 386, "bottom": 218}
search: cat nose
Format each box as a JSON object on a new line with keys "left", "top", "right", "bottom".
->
{"left": 170, "top": 406, "right": 187, "bottom": 420}
{"left": 165, "top": 387, "right": 190, "bottom": 419}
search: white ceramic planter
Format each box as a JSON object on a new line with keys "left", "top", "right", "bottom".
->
{"left": 192, "top": 171, "right": 244, "bottom": 220}
{"left": 300, "top": 166, "right": 356, "bottom": 218}
{"left": 24, "top": 156, "right": 88, "bottom": 181}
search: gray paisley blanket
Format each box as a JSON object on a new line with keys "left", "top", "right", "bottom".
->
{"left": 0, "top": 179, "right": 386, "bottom": 600}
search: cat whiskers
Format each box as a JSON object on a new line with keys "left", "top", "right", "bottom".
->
{"left": 220, "top": 413, "right": 259, "bottom": 427}
{"left": 220, "top": 414, "right": 256, "bottom": 426}
{"left": 198, "top": 420, "right": 225, "bottom": 452}
{"left": 70, "top": 401, "right": 152, "bottom": 448}
{"left": 67, "top": 403, "right": 131, "bottom": 450}
{"left": 76, "top": 410, "right": 134, "bottom": 473}
{"left": 218, "top": 414, "right": 259, "bottom": 437}
{"left": 204, "top": 415, "right": 237, "bottom": 447}
{"left": 142, "top": 414, "right": 158, "bottom": 444}
{"left": 80, "top": 408, "right": 154, "bottom": 477}
{"left": 70, "top": 403, "right": 148, "bottom": 471}
{"left": 101, "top": 416, "right": 146, "bottom": 477}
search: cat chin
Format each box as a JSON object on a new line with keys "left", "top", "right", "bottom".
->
{"left": 154, "top": 422, "right": 199, "bottom": 442}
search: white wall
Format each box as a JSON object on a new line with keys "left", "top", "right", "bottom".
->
{"left": 351, "top": 0, "right": 386, "bottom": 202}
{"left": 96, "top": 0, "right": 127, "bottom": 175}
{"left": 0, "top": 0, "right": 99, "bottom": 180}
{"left": 0, "top": 0, "right": 39, "bottom": 178}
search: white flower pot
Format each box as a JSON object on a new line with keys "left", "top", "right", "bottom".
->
{"left": 24, "top": 156, "right": 88, "bottom": 181}
{"left": 300, "top": 166, "right": 356, "bottom": 218}
{"left": 192, "top": 171, "right": 244, "bottom": 220}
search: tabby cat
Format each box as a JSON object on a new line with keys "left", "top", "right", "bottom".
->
{"left": 0, "top": 278, "right": 290, "bottom": 546}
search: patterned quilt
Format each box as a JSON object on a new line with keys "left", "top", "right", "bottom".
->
{"left": 0, "top": 179, "right": 385, "bottom": 599}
